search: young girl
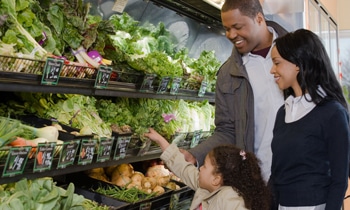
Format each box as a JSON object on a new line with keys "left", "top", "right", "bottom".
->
{"left": 270, "top": 29, "right": 350, "bottom": 210}
{"left": 144, "top": 128, "right": 271, "bottom": 210}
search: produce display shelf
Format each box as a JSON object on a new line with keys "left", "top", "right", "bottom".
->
{"left": 0, "top": 71, "right": 215, "bottom": 103}
{"left": 0, "top": 152, "right": 161, "bottom": 185}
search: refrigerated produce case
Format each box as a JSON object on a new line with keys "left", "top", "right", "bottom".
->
{"left": 0, "top": 0, "right": 341, "bottom": 209}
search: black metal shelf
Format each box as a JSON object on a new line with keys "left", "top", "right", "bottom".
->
{"left": 0, "top": 71, "right": 214, "bottom": 185}
{"left": 0, "top": 152, "right": 161, "bottom": 185}
{"left": 0, "top": 71, "right": 215, "bottom": 103}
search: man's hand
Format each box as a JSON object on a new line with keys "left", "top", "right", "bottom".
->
{"left": 179, "top": 149, "right": 197, "bottom": 165}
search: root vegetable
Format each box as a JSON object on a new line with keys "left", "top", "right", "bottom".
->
{"left": 165, "top": 182, "right": 180, "bottom": 190}
{"left": 141, "top": 177, "right": 157, "bottom": 190}
{"left": 152, "top": 185, "right": 165, "bottom": 195}
{"left": 22, "top": 125, "right": 59, "bottom": 142}
{"left": 114, "top": 163, "right": 134, "bottom": 177}
{"left": 131, "top": 171, "right": 144, "bottom": 183}
{"left": 146, "top": 165, "right": 170, "bottom": 178}
{"left": 126, "top": 182, "right": 142, "bottom": 190}
{"left": 113, "top": 175, "right": 131, "bottom": 187}
{"left": 104, "top": 165, "right": 118, "bottom": 177}
{"left": 157, "top": 175, "right": 170, "bottom": 187}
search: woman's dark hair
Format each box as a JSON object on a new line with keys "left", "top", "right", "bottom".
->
{"left": 221, "top": 0, "right": 264, "bottom": 19}
{"left": 274, "top": 29, "right": 348, "bottom": 109}
{"left": 208, "top": 145, "right": 271, "bottom": 210}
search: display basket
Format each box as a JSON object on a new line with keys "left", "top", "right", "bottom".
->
{"left": 0, "top": 55, "right": 45, "bottom": 74}
{"left": 168, "top": 180, "right": 194, "bottom": 210}
{"left": 60, "top": 63, "right": 97, "bottom": 79}
{"left": 0, "top": 55, "right": 98, "bottom": 79}
{"left": 68, "top": 173, "right": 173, "bottom": 210}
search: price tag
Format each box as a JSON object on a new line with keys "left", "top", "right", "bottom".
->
{"left": 198, "top": 80, "right": 208, "bottom": 97}
{"left": 171, "top": 132, "right": 188, "bottom": 148}
{"left": 57, "top": 140, "right": 80, "bottom": 169}
{"left": 112, "top": 0, "right": 129, "bottom": 13}
{"left": 2, "top": 146, "right": 31, "bottom": 177}
{"left": 33, "top": 142, "right": 56, "bottom": 172}
{"left": 97, "top": 137, "right": 114, "bottom": 163}
{"left": 94, "top": 65, "right": 112, "bottom": 89}
{"left": 157, "top": 76, "right": 171, "bottom": 94}
{"left": 41, "top": 57, "right": 64, "bottom": 85}
{"left": 140, "top": 74, "right": 156, "bottom": 92}
{"left": 114, "top": 135, "right": 131, "bottom": 160}
{"left": 139, "top": 202, "right": 152, "bottom": 210}
{"left": 170, "top": 77, "right": 182, "bottom": 95}
{"left": 190, "top": 130, "right": 202, "bottom": 148}
{"left": 137, "top": 139, "right": 152, "bottom": 156}
{"left": 78, "top": 139, "right": 97, "bottom": 165}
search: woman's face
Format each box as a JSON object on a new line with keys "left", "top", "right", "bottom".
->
{"left": 199, "top": 154, "right": 221, "bottom": 192}
{"left": 270, "top": 46, "right": 302, "bottom": 96}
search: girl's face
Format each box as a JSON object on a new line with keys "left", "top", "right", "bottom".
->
{"left": 270, "top": 46, "right": 302, "bottom": 96}
{"left": 199, "top": 154, "right": 222, "bottom": 192}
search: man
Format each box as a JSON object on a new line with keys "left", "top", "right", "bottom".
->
{"left": 181, "top": 0, "right": 288, "bottom": 183}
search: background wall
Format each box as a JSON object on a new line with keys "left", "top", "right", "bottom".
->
{"left": 320, "top": 0, "right": 350, "bottom": 30}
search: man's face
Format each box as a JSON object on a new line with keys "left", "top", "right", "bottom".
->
{"left": 221, "top": 9, "right": 263, "bottom": 54}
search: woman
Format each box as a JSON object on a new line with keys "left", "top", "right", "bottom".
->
{"left": 270, "top": 29, "right": 350, "bottom": 210}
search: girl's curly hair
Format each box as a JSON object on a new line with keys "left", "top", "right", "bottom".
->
{"left": 208, "top": 145, "right": 271, "bottom": 210}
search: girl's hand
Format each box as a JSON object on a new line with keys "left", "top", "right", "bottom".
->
{"left": 144, "top": 128, "right": 170, "bottom": 151}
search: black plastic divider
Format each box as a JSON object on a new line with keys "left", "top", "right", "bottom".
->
{"left": 64, "top": 172, "right": 173, "bottom": 210}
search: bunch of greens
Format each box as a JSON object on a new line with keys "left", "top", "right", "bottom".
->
{"left": 107, "top": 13, "right": 183, "bottom": 78}
{"left": 14, "top": 93, "right": 112, "bottom": 137}
{"left": 40, "top": 0, "right": 115, "bottom": 60}
{"left": 96, "top": 97, "right": 215, "bottom": 141}
{"left": 44, "top": 94, "right": 112, "bottom": 137}
{"left": 0, "top": 177, "right": 87, "bottom": 210}
{"left": 0, "top": 0, "right": 51, "bottom": 59}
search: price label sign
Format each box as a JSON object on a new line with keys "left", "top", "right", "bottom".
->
{"left": 41, "top": 57, "right": 64, "bottom": 85}
{"left": 94, "top": 65, "right": 112, "bottom": 89}
{"left": 190, "top": 130, "right": 202, "bottom": 148}
{"left": 198, "top": 80, "right": 208, "bottom": 97}
{"left": 157, "top": 76, "right": 171, "bottom": 94}
{"left": 139, "top": 202, "right": 152, "bottom": 210}
{"left": 140, "top": 74, "right": 156, "bottom": 92}
{"left": 170, "top": 77, "right": 182, "bottom": 95}
{"left": 2, "top": 146, "right": 31, "bottom": 177}
{"left": 112, "top": 0, "right": 128, "bottom": 13}
{"left": 78, "top": 139, "right": 97, "bottom": 165}
{"left": 171, "top": 132, "right": 188, "bottom": 148}
{"left": 114, "top": 136, "right": 131, "bottom": 160}
{"left": 33, "top": 142, "right": 56, "bottom": 173}
{"left": 97, "top": 137, "right": 114, "bottom": 162}
{"left": 57, "top": 140, "right": 80, "bottom": 169}
{"left": 137, "top": 139, "right": 152, "bottom": 156}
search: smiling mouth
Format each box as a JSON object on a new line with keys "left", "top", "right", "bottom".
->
{"left": 233, "top": 39, "right": 245, "bottom": 48}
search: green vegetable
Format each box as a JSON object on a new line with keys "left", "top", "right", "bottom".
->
{"left": 0, "top": 177, "right": 87, "bottom": 210}
{"left": 94, "top": 184, "right": 156, "bottom": 203}
{"left": 0, "top": 0, "right": 48, "bottom": 58}
{"left": 0, "top": 117, "right": 24, "bottom": 148}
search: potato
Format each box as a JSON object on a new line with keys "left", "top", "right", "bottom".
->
{"left": 146, "top": 165, "right": 170, "bottom": 178}
{"left": 152, "top": 185, "right": 165, "bottom": 195}
{"left": 131, "top": 171, "right": 144, "bottom": 183}
{"left": 141, "top": 177, "right": 157, "bottom": 189}
{"left": 126, "top": 181, "right": 142, "bottom": 189}
{"left": 115, "top": 163, "right": 134, "bottom": 177}
{"left": 112, "top": 175, "right": 131, "bottom": 187}
{"left": 157, "top": 175, "right": 170, "bottom": 187}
